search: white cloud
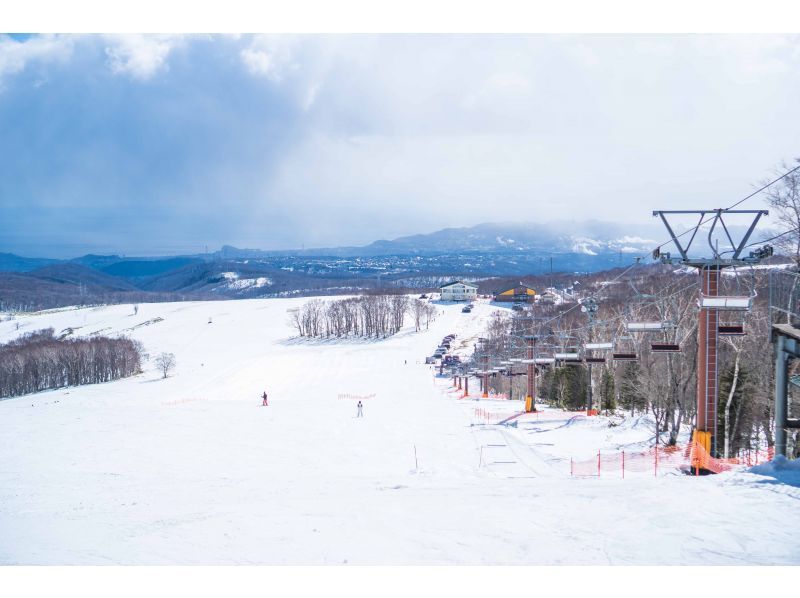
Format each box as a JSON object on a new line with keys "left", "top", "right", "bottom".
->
{"left": 0, "top": 34, "right": 73, "bottom": 81}
{"left": 240, "top": 48, "right": 279, "bottom": 78}
{"left": 104, "top": 34, "right": 182, "bottom": 80}
{"left": 239, "top": 35, "right": 297, "bottom": 81}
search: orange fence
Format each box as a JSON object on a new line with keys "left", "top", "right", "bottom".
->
{"left": 473, "top": 408, "right": 591, "bottom": 425}
{"left": 570, "top": 442, "right": 775, "bottom": 477}
{"left": 687, "top": 441, "right": 774, "bottom": 474}
{"left": 520, "top": 409, "right": 591, "bottom": 422}
{"left": 472, "top": 408, "right": 512, "bottom": 424}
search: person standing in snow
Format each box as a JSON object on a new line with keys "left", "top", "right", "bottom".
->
{"left": 357, "top": 400, "right": 363, "bottom": 418}
{"left": 262, "top": 391, "right": 268, "bottom": 406}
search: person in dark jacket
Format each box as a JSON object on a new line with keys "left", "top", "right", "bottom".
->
{"left": 262, "top": 391, "right": 268, "bottom": 406}
{"left": 357, "top": 400, "right": 363, "bottom": 417}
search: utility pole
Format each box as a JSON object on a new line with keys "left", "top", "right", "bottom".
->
{"left": 653, "top": 209, "right": 770, "bottom": 462}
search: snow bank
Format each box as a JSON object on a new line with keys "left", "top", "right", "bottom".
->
{"left": 749, "top": 455, "right": 800, "bottom": 487}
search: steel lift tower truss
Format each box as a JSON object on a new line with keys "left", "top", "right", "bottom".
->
{"left": 653, "top": 209, "right": 771, "bottom": 462}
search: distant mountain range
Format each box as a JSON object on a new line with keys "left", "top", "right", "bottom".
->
{"left": 4, "top": 220, "right": 762, "bottom": 312}
{"left": 3, "top": 221, "right": 661, "bottom": 269}
{"left": 212, "top": 221, "right": 660, "bottom": 259}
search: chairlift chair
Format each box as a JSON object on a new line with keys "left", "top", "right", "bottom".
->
{"left": 698, "top": 294, "right": 753, "bottom": 311}
{"left": 612, "top": 352, "right": 638, "bottom": 361}
{"left": 612, "top": 334, "right": 638, "bottom": 361}
{"left": 718, "top": 324, "right": 745, "bottom": 336}
{"left": 625, "top": 322, "right": 674, "bottom": 332}
{"left": 651, "top": 343, "right": 681, "bottom": 353}
{"left": 584, "top": 342, "right": 614, "bottom": 351}
{"left": 554, "top": 352, "right": 580, "bottom": 361}
{"left": 703, "top": 263, "right": 757, "bottom": 311}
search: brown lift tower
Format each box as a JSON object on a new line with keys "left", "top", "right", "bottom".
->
{"left": 653, "top": 209, "right": 770, "bottom": 462}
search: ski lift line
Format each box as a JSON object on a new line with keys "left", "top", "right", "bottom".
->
{"left": 650, "top": 162, "right": 800, "bottom": 256}
{"left": 536, "top": 278, "right": 700, "bottom": 338}
{"left": 720, "top": 225, "right": 800, "bottom": 255}
{"left": 532, "top": 163, "right": 799, "bottom": 333}
{"left": 488, "top": 240, "right": 744, "bottom": 354}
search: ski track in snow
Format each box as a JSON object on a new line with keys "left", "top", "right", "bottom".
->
{"left": 0, "top": 298, "right": 798, "bottom": 564}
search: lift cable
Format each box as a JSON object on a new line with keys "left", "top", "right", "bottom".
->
{"left": 528, "top": 163, "right": 800, "bottom": 334}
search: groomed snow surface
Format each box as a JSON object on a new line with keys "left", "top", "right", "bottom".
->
{"left": 0, "top": 298, "right": 798, "bottom": 565}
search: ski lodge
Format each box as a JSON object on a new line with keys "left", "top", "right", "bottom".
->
{"left": 493, "top": 283, "right": 537, "bottom": 303}
{"left": 439, "top": 281, "right": 478, "bottom": 302}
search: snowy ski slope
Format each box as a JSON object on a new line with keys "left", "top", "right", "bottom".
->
{"left": 0, "top": 298, "right": 798, "bottom": 564}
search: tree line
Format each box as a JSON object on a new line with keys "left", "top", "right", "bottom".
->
{"left": 289, "top": 295, "right": 437, "bottom": 339}
{"left": 0, "top": 328, "right": 143, "bottom": 398}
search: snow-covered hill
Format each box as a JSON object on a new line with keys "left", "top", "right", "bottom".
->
{"left": 0, "top": 298, "right": 797, "bottom": 564}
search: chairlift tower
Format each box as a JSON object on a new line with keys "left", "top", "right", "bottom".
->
{"left": 480, "top": 353, "right": 490, "bottom": 399}
{"left": 522, "top": 335, "right": 538, "bottom": 413}
{"left": 653, "top": 209, "right": 772, "bottom": 459}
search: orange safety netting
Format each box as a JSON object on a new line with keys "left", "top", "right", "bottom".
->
{"left": 472, "top": 408, "right": 590, "bottom": 425}
{"left": 687, "top": 441, "right": 775, "bottom": 474}
{"left": 570, "top": 442, "right": 775, "bottom": 477}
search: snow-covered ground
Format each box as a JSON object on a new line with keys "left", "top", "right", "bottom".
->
{"left": 0, "top": 297, "right": 798, "bottom": 564}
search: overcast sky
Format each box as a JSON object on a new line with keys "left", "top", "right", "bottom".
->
{"left": 1, "top": 34, "right": 799, "bottom": 257}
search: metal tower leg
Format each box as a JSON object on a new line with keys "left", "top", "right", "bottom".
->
{"left": 775, "top": 334, "right": 788, "bottom": 457}
{"left": 695, "top": 266, "right": 719, "bottom": 457}
{"left": 525, "top": 337, "right": 536, "bottom": 412}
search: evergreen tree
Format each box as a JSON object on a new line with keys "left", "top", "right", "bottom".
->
{"left": 600, "top": 367, "right": 616, "bottom": 412}
{"left": 549, "top": 365, "right": 588, "bottom": 410}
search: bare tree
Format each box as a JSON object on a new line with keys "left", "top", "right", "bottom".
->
{"left": 154, "top": 352, "right": 176, "bottom": 379}
{"left": 0, "top": 329, "right": 143, "bottom": 398}
{"left": 764, "top": 158, "right": 800, "bottom": 264}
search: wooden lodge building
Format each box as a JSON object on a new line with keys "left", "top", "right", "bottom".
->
{"left": 493, "top": 283, "right": 537, "bottom": 303}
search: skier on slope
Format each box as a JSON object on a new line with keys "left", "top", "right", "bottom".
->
{"left": 262, "top": 391, "right": 269, "bottom": 407}
{"left": 357, "top": 400, "right": 363, "bottom": 418}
